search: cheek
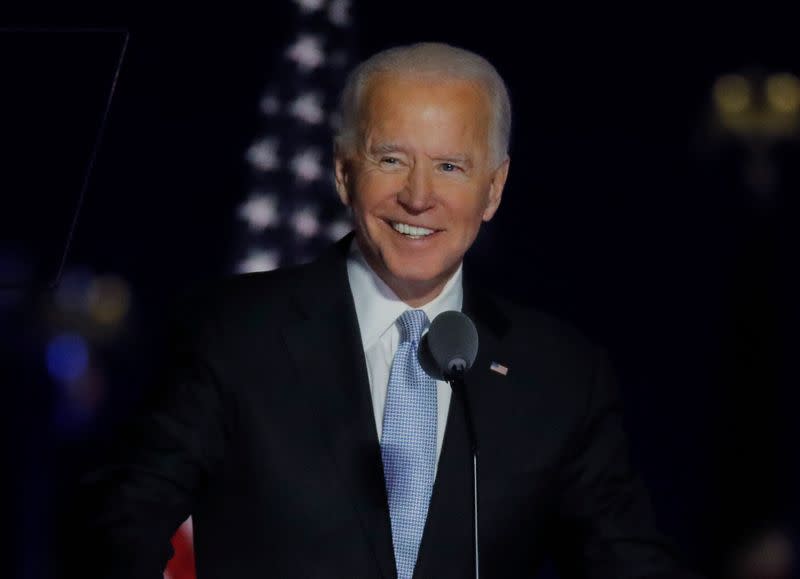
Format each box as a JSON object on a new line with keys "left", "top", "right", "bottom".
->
{"left": 353, "top": 191, "right": 402, "bottom": 226}
{"left": 355, "top": 169, "right": 404, "bottom": 199}
{"left": 446, "top": 194, "right": 489, "bottom": 230}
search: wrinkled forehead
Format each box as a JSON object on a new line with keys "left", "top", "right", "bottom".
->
{"left": 357, "top": 72, "right": 492, "bottom": 145}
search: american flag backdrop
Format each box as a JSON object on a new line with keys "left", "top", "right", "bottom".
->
{"left": 165, "top": 2, "right": 355, "bottom": 577}
{"left": 234, "top": 0, "right": 355, "bottom": 274}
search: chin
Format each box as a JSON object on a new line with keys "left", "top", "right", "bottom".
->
{"left": 385, "top": 258, "right": 452, "bottom": 288}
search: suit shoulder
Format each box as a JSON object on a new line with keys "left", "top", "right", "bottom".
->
{"left": 167, "top": 261, "right": 312, "bottom": 332}
{"left": 484, "top": 290, "right": 603, "bottom": 366}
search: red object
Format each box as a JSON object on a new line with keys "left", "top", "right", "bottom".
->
{"left": 164, "top": 518, "right": 195, "bottom": 579}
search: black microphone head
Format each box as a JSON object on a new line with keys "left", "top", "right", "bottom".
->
{"left": 418, "top": 310, "right": 479, "bottom": 381}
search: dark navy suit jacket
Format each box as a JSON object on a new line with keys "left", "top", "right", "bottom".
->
{"left": 82, "top": 233, "right": 695, "bottom": 578}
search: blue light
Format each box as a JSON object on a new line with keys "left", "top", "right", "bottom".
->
{"left": 46, "top": 333, "right": 89, "bottom": 384}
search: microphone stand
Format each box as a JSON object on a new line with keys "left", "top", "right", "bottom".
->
{"left": 447, "top": 369, "right": 479, "bottom": 579}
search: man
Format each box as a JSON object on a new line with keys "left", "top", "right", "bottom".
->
{"left": 83, "top": 43, "right": 695, "bottom": 578}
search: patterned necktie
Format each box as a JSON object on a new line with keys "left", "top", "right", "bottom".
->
{"left": 381, "top": 309, "right": 438, "bottom": 579}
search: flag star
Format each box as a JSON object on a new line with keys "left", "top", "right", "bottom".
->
{"left": 259, "top": 92, "right": 280, "bottom": 115}
{"left": 237, "top": 250, "right": 280, "bottom": 273}
{"left": 290, "top": 148, "right": 324, "bottom": 182}
{"left": 246, "top": 138, "right": 280, "bottom": 171}
{"left": 238, "top": 193, "right": 279, "bottom": 231}
{"left": 294, "top": 0, "right": 326, "bottom": 13}
{"left": 292, "top": 208, "right": 320, "bottom": 238}
{"left": 327, "top": 219, "right": 353, "bottom": 240}
{"left": 289, "top": 92, "right": 324, "bottom": 125}
{"left": 286, "top": 35, "right": 326, "bottom": 72}
{"left": 328, "top": 0, "right": 351, "bottom": 26}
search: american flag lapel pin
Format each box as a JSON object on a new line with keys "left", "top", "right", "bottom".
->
{"left": 489, "top": 361, "right": 509, "bottom": 376}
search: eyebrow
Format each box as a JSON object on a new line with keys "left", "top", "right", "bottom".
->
{"left": 369, "top": 142, "right": 408, "bottom": 155}
{"left": 435, "top": 154, "right": 471, "bottom": 164}
{"left": 367, "top": 143, "right": 473, "bottom": 167}
{"left": 371, "top": 143, "right": 471, "bottom": 160}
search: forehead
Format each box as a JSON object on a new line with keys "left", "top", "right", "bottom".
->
{"left": 359, "top": 73, "right": 491, "bottom": 141}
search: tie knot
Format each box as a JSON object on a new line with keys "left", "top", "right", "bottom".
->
{"left": 396, "top": 309, "right": 429, "bottom": 344}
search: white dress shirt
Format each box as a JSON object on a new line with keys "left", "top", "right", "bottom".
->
{"left": 346, "top": 239, "right": 463, "bottom": 466}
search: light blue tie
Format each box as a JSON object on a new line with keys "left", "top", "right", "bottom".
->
{"left": 381, "top": 309, "right": 437, "bottom": 579}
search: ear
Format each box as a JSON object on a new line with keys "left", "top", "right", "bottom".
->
{"left": 334, "top": 150, "right": 352, "bottom": 207}
{"left": 482, "top": 157, "right": 509, "bottom": 222}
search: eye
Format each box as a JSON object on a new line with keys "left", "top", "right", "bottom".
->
{"left": 380, "top": 156, "right": 400, "bottom": 166}
{"left": 440, "top": 162, "right": 461, "bottom": 173}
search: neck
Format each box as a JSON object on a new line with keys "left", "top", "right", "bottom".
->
{"left": 389, "top": 276, "right": 449, "bottom": 308}
{"left": 379, "top": 260, "right": 463, "bottom": 308}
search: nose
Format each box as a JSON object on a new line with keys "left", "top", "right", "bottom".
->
{"left": 398, "top": 163, "right": 435, "bottom": 213}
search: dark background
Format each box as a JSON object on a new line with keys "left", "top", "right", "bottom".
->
{"left": 2, "top": 4, "right": 798, "bottom": 578}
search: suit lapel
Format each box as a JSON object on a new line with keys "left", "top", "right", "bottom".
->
{"left": 282, "top": 237, "right": 396, "bottom": 579}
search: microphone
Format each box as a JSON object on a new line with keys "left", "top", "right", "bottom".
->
{"left": 418, "top": 310, "right": 482, "bottom": 579}
{"left": 418, "top": 310, "right": 479, "bottom": 380}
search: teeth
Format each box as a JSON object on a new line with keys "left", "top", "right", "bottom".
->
{"left": 392, "top": 222, "right": 435, "bottom": 237}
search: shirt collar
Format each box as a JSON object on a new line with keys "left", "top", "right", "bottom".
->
{"left": 346, "top": 237, "right": 463, "bottom": 350}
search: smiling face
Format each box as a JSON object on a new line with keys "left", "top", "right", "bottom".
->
{"left": 335, "top": 73, "right": 509, "bottom": 306}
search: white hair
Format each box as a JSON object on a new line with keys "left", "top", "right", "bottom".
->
{"left": 334, "top": 42, "right": 512, "bottom": 167}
